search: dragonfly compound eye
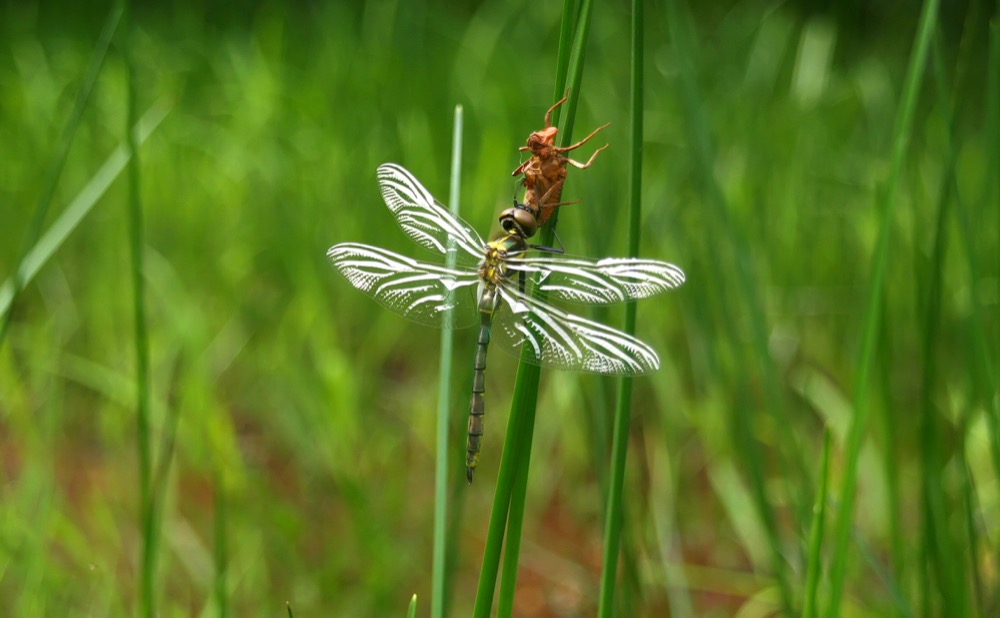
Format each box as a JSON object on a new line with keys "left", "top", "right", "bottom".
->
{"left": 499, "top": 207, "right": 538, "bottom": 238}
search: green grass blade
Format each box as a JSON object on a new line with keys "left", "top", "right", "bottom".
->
{"left": 498, "top": 0, "right": 596, "bottom": 610}
{"left": 945, "top": 3, "right": 1000, "bottom": 507}
{"left": 552, "top": 0, "right": 577, "bottom": 98}
{"left": 477, "top": 5, "right": 596, "bottom": 616}
{"left": 471, "top": 365, "right": 536, "bottom": 618}
{"left": 121, "top": 1, "right": 155, "bottom": 613}
{"left": 0, "top": 100, "right": 171, "bottom": 320}
{"left": 548, "top": 0, "right": 594, "bottom": 155}
{"left": 597, "top": 0, "right": 643, "bottom": 614}
{"left": 663, "top": 0, "right": 795, "bottom": 612}
{"left": 495, "top": 399, "right": 533, "bottom": 618}
{"left": 803, "top": 430, "right": 831, "bottom": 618}
{"left": 824, "top": 0, "right": 940, "bottom": 615}
{"left": 432, "top": 104, "right": 463, "bottom": 618}
{"left": 914, "top": 30, "right": 976, "bottom": 617}
{"left": 406, "top": 593, "right": 417, "bottom": 618}
{"left": 214, "top": 467, "right": 228, "bottom": 618}
{"left": 0, "top": 4, "right": 121, "bottom": 347}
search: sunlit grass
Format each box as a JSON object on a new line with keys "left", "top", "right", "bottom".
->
{"left": 0, "top": 1, "right": 996, "bottom": 615}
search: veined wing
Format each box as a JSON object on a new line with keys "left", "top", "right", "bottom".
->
{"left": 491, "top": 283, "right": 660, "bottom": 375}
{"left": 377, "top": 163, "right": 484, "bottom": 264}
{"left": 506, "top": 255, "right": 685, "bottom": 304}
{"left": 328, "top": 242, "right": 479, "bottom": 328}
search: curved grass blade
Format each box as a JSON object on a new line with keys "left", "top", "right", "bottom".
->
{"left": 0, "top": 4, "right": 122, "bottom": 348}
{"left": 0, "top": 101, "right": 171, "bottom": 320}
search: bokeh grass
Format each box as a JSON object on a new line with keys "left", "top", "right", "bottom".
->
{"left": 1, "top": 1, "right": 998, "bottom": 616}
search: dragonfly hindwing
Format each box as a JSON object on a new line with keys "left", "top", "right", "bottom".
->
{"left": 492, "top": 285, "right": 660, "bottom": 375}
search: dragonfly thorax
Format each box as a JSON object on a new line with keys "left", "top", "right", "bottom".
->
{"left": 479, "top": 233, "right": 526, "bottom": 286}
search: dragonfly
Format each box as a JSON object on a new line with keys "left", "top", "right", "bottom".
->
{"left": 327, "top": 163, "right": 685, "bottom": 483}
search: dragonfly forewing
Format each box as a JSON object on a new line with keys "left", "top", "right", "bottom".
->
{"left": 377, "top": 163, "right": 484, "bottom": 264}
{"left": 506, "top": 256, "right": 686, "bottom": 304}
{"left": 491, "top": 284, "right": 660, "bottom": 375}
{"left": 327, "top": 242, "right": 480, "bottom": 328}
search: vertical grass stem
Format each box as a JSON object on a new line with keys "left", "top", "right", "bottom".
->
{"left": 432, "top": 104, "right": 463, "bottom": 618}
{"left": 825, "top": 1, "right": 940, "bottom": 615}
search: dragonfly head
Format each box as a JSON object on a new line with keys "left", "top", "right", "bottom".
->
{"left": 499, "top": 203, "right": 538, "bottom": 239}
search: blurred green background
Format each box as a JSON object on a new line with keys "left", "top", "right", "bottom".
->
{"left": 1, "top": 0, "right": 997, "bottom": 616}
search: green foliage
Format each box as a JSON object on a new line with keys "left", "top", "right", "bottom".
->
{"left": 0, "top": 0, "right": 997, "bottom": 615}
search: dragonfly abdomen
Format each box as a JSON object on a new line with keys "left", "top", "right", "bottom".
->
{"left": 466, "top": 320, "right": 489, "bottom": 484}
{"left": 467, "top": 283, "right": 504, "bottom": 484}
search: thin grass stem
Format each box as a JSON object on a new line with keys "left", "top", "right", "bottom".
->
{"left": 597, "top": 0, "right": 643, "bottom": 614}
{"left": 214, "top": 466, "right": 228, "bottom": 618}
{"left": 495, "top": 402, "right": 533, "bottom": 618}
{"left": 803, "top": 430, "right": 831, "bottom": 618}
{"left": 475, "top": 4, "right": 595, "bottom": 614}
{"left": 432, "top": 104, "right": 463, "bottom": 618}
{"left": 663, "top": 0, "right": 795, "bottom": 612}
{"left": 120, "top": 0, "right": 155, "bottom": 612}
{"left": 824, "top": 0, "right": 940, "bottom": 614}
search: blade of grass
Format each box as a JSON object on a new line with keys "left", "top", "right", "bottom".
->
{"left": 214, "top": 465, "right": 228, "bottom": 618}
{"left": 432, "top": 104, "right": 463, "bottom": 618}
{"left": 960, "top": 454, "right": 986, "bottom": 616}
{"left": 120, "top": 0, "right": 155, "bottom": 613}
{"left": 497, "top": 2, "right": 597, "bottom": 613}
{"left": 0, "top": 100, "right": 171, "bottom": 319}
{"left": 824, "top": 0, "right": 940, "bottom": 615}
{"left": 552, "top": 0, "right": 577, "bottom": 99}
{"left": 406, "top": 593, "right": 417, "bottom": 618}
{"left": 913, "top": 29, "right": 978, "bottom": 617}
{"left": 663, "top": 0, "right": 795, "bottom": 612}
{"left": 929, "top": 16, "right": 1000, "bottom": 613}
{"left": 471, "top": 365, "right": 537, "bottom": 618}
{"left": 494, "top": 373, "right": 537, "bottom": 618}
{"left": 476, "top": 3, "right": 596, "bottom": 616}
{"left": 945, "top": 0, "right": 1000, "bottom": 513}
{"left": 0, "top": 4, "right": 122, "bottom": 348}
{"left": 597, "top": 0, "right": 643, "bottom": 614}
{"left": 803, "top": 430, "right": 831, "bottom": 618}
{"left": 875, "top": 301, "right": 908, "bottom": 612}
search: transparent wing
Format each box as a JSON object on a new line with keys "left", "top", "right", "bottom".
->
{"left": 377, "top": 163, "right": 484, "bottom": 264}
{"left": 506, "top": 255, "right": 685, "bottom": 304}
{"left": 328, "top": 242, "right": 480, "bottom": 328}
{"left": 490, "top": 284, "right": 660, "bottom": 375}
